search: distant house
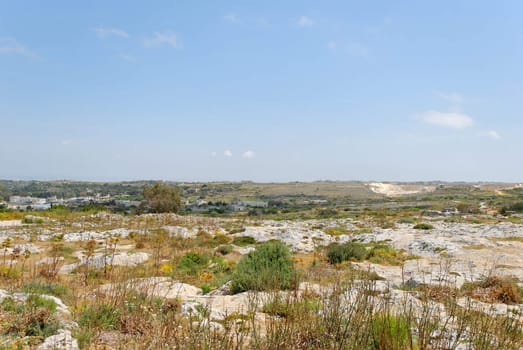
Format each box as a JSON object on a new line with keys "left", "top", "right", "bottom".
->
{"left": 235, "top": 200, "right": 268, "bottom": 208}
{"left": 33, "top": 203, "right": 51, "bottom": 211}
{"left": 115, "top": 200, "right": 141, "bottom": 207}
{"left": 227, "top": 200, "right": 268, "bottom": 212}
{"left": 227, "top": 204, "right": 246, "bottom": 212}
{"left": 8, "top": 196, "right": 52, "bottom": 211}
{"left": 9, "top": 196, "right": 33, "bottom": 205}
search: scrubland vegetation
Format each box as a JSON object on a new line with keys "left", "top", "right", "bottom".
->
{"left": 0, "top": 182, "right": 522, "bottom": 348}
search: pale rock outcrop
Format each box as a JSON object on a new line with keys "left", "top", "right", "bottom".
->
{"left": 37, "top": 329, "right": 79, "bottom": 350}
{"left": 97, "top": 277, "right": 202, "bottom": 300}
{"left": 60, "top": 252, "right": 149, "bottom": 273}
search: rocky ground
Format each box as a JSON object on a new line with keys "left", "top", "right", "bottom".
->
{"left": 0, "top": 213, "right": 522, "bottom": 349}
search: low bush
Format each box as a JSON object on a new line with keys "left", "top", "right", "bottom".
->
{"left": 232, "top": 241, "right": 298, "bottom": 293}
{"left": 0, "top": 295, "right": 60, "bottom": 339}
{"left": 366, "top": 244, "right": 406, "bottom": 266}
{"left": 413, "top": 223, "right": 434, "bottom": 230}
{"left": 461, "top": 276, "right": 523, "bottom": 304}
{"left": 212, "top": 234, "right": 231, "bottom": 246}
{"left": 77, "top": 304, "right": 120, "bottom": 331}
{"left": 371, "top": 314, "right": 412, "bottom": 350}
{"left": 326, "top": 242, "right": 367, "bottom": 264}
{"left": 324, "top": 226, "right": 350, "bottom": 236}
{"left": 232, "top": 236, "right": 256, "bottom": 246}
{"left": 262, "top": 295, "right": 321, "bottom": 319}
{"left": 178, "top": 252, "right": 210, "bottom": 276}
{"left": 216, "top": 244, "right": 233, "bottom": 255}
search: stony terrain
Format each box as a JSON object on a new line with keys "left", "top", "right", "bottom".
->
{"left": 0, "top": 213, "right": 522, "bottom": 349}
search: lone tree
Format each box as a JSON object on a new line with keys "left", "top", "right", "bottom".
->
{"left": 143, "top": 182, "right": 182, "bottom": 213}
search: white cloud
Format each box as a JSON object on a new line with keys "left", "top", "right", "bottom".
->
{"left": 223, "top": 13, "right": 240, "bottom": 23}
{"left": 297, "top": 16, "right": 314, "bottom": 27}
{"left": 327, "top": 41, "right": 337, "bottom": 50}
{"left": 242, "top": 150, "right": 255, "bottom": 159}
{"left": 224, "top": 150, "right": 233, "bottom": 157}
{"left": 210, "top": 151, "right": 217, "bottom": 157}
{"left": 61, "top": 139, "right": 73, "bottom": 146}
{"left": 485, "top": 130, "right": 501, "bottom": 140}
{"left": 0, "top": 37, "right": 32, "bottom": 56}
{"left": 437, "top": 92, "right": 464, "bottom": 105}
{"left": 419, "top": 111, "right": 475, "bottom": 129}
{"left": 144, "top": 31, "right": 178, "bottom": 48}
{"left": 93, "top": 27, "right": 129, "bottom": 39}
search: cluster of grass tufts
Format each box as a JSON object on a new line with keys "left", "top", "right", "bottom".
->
{"left": 232, "top": 235, "right": 256, "bottom": 246}
{"left": 323, "top": 226, "right": 350, "bottom": 236}
{"left": 326, "top": 241, "right": 408, "bottom": 266}
{"left": 366, "top": 244, "right": 408, "bottom": 266}
{"left": 22, "top": 281, "right": 71, "bottom": 300}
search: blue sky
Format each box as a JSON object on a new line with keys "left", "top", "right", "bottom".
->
{"left": 1, "top": 1, "right": 522, "bottom": 182}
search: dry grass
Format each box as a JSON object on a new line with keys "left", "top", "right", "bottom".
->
{"left": 0, "top": 213, "right": 522, "bottom": 349}
{"left": 462, "top": 276, "right": 523, "bottom": 304}
{"left": 463, "top": 244, "right": 489, "bottom": 250}
{"left": 493, "top": 236, "right": 523, "bottom": 243}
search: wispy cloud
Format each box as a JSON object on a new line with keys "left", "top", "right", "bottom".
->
{"left": 223, "top": 13, "right": 240, "bottom": 23}
{"left": 0, "top": 37, "right": 33, "bottom": 56}
{"left": 61, "top": 139, "right": 73, "bottom": 146}
{"left": 224, "top": 150, "right": 233, "bottom": 157}
{"left": 327, "top": 41, "right": 337, "bottom": 50}
{"left": 93, "top": 27, "right": 129, "bottom": 39}
{"left": 419, "top": 111, "right": 475, "bottom": 129}
{"left": 437, "top": 92, "right": 464, "bottom": 105}
{"left": 482, "top": 130, "right": 501, "bottom": 140}
{"left": 210, "top": 151, "right": 217, "bottom": 157}
{"left": 242, "top": 150, "right": 255, "bottom": 159}
{"left": 297, "top": 16, "right": 314, "bottom": 27}
{"left": 144, "top": 31, "right": 179, "bottom": 48}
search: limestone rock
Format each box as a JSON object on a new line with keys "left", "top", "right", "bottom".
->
{"left": 37, "top": 329, "right": 79, "bottom": 350}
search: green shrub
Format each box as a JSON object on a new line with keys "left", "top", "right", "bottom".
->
{"left": 232, "top": 241, "right": 298, "bottom": 293}
{"left": 232, "top": 236, "right": 256, "bottom": 246}
{"left": 0, "top": 295, "right": 60, "bottom": 339}
{"left": 212, "top": 234, "right": 232, "bottom": 246}
{"left": 366, "top": 244, "right": 406, "bottom": 266}
{"left": 324, "top": 226, "right": 349, "bottom": 236}
{"left": 178, "top": 252, "right": 210, "bottom": 275}
{"left": 371, "top": 314, "right": 412, "bottom": 350}
{"left": 216, "top": 244, "right": 233, "bottom": 255}
{"left": 25, "top": 294, "right": 58, "bottom": 313}
{"left": 78, "top": 304, "right": 120, "bottom": 330}
{"left": 262, "top": 296, "right": 321, "bottom": 319}
{"left": 326, "top": 242, "right": 366, "bottom": 264}
{"left": 200, "top": 284, "right": 212, "bottom": 295}
{"left": 413, "top": 223, "right": 434, "bottom": 230}
{"left": 398, "top": 216, "right": 415, "bottom": 224}
{"left": 22, "top": 281, "right": 71, "bottom": 300}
